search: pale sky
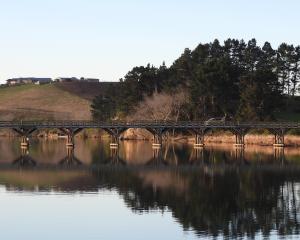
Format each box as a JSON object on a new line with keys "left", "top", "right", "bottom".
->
{"left": 0, "top": 0, "right": 300, "bottom": 83}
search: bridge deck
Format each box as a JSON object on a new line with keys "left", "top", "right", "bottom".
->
{"left": 0, "top": 121, "right": 299, "bottom": 129}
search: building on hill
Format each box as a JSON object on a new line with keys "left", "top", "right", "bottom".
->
{"left": 34, "top": 78, "right": 52, "bottom": 85}
{"left": 79, "top": 77, "right": 100, "bottom": 83}
{"left": 6, "top": 78, "right": 52, "bottom": 85}
{"left": 55, "top": 77, "right": 80, "bottom": 82}
{"left": 55, "top": 77, "right": 100, "bottom": 83}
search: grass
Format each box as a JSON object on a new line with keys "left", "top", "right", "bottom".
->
{"left": 0, "top": 83, "right": 94, "bottom": 120}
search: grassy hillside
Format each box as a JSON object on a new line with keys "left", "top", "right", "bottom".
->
{"left": 0, "top": 83, "right": 106, "bottom": 120}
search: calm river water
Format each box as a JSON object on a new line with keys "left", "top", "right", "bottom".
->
{"left": 1, "top": 137, "right": 300, "bottom": 239}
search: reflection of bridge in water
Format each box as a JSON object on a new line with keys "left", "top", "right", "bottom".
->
{"left": 1, "top": 163, "right": 300, "bottom": 239}
{"left": 7, "top": 143, "right": 289, "bottom": 168}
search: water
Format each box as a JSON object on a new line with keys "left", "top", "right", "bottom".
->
{"left": 1, "top": 138, "right": 300, "bottom": 239}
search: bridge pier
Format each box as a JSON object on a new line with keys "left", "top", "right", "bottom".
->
{"left": 194, "top": 134, "right": 205, "bottom": 147}
{"left": 189, "top": 128, "right": 209, "bottom": 148}
{"left": 152, "top": 133, "right": 162, "bottom": 148}
{"left": 231, "top": 128, "right": 248, "bottom": 148}
{"left": 21, "top": 136, "right": 30, "bottom": 148}
{"left": 191, "top": 128, "right": 207, "bottom": 148}
{"left": 66, "top": 134, "right": 74, "bottom": 148}
{"left": 103, "top": 128, "right": 127, "bottom": 149}
{"left": 146, "top": 128, "right": 165, "bottom": 149}
{"left": 12, "top": 127, "right": 37, "bottom": 149}
{"left": 59, "top": 128, "right": 83, "bottom": 149}
{"left": 270, "top": 129, "right": 286, "bottom": 148}
{"left": 110, "top": 134, "right": 119, "bottom": 149}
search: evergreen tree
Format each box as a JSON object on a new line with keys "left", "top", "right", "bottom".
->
{"left": 91, "top": 38, "right": 299, "bottom": 122}
{"left": 91, "top": 94, "right": 117, "bottom": 121}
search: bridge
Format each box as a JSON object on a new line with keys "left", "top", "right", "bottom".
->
{"left": 1, "top": 120, "right": 298, "bottom": 149}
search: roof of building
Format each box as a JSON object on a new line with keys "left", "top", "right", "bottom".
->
{"left": 7, "top": 77, "right": 52, "bottom": 83}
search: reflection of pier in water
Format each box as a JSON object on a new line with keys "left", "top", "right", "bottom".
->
{"left": 12, "top": 146, "right": 36, "bottom": 167}
{"left": 143, "top": 144, "right": 290, "bottom": 166}
{"left": 5, "top": 142, "right": 300, "bottom": 167}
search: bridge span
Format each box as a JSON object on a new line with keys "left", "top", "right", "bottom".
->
{"left": 0, "top": 121, "right": 299, "bottom": 149}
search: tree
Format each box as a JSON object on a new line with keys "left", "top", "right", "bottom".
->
{"left": 277, "top": 43, "right": 294, "bottom": 95}
{"left": 236, "top": 70, "right": 281, "bottom": 121}
{"left": 91, "top": 94, "right": 117, "bottom": 121}
{"left": 91, "top": 38, "right": 298, "bottom": 122}
{"left": 130, "top": 90, "right": 188, "bottom": 121}
{"left": 190, "top": 56, "right": 238, "bottom": 119}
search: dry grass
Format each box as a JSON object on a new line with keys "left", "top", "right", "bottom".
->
{"left": 0, "top": 84, "right": 93, "bottom": 120}
{"left": 202, "top": 134, "right": 300, "bottom": 146}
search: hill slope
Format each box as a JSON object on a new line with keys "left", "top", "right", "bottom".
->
{"left": 0, "top": 83, "right": 106, "bottom": 120}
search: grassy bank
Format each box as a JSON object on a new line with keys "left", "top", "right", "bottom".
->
{"left": 0, "top": 83, "right": 111, "bottom": 121}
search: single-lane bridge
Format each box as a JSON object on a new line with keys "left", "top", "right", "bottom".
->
{"left": 1, "top": 120, "right": 298, "bottom": 148}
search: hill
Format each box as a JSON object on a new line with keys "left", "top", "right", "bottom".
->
{"left": 0, "top": 82, "right": 114, "bottom": 120}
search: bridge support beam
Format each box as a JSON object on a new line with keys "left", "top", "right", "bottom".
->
{"left": 12, "top": 127, "right": 37, "bottom": 149}
{"left": 270, "top": 129, "right": 286, "bottom": 148}
{"left": 231, "top": 128, "right": 248, "bottom": 148}
{"left": 59, "top": 128, "right": 83, "bottom": 149}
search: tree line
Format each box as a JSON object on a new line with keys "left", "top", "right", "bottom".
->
{"left": 91, "top": 39, "right": 300, "bottom": 121}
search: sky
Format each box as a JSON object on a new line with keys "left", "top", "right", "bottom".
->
{"left": 0, "top": 0, "right": 300, "bottom": 83}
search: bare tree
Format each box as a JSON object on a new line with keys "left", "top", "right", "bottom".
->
{"left": 130, "top": 90, "right": 188, "bottom": 121}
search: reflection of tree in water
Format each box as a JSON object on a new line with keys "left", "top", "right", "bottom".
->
{"left": 93, "top": 167, "right": 300, "bottom": 238}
